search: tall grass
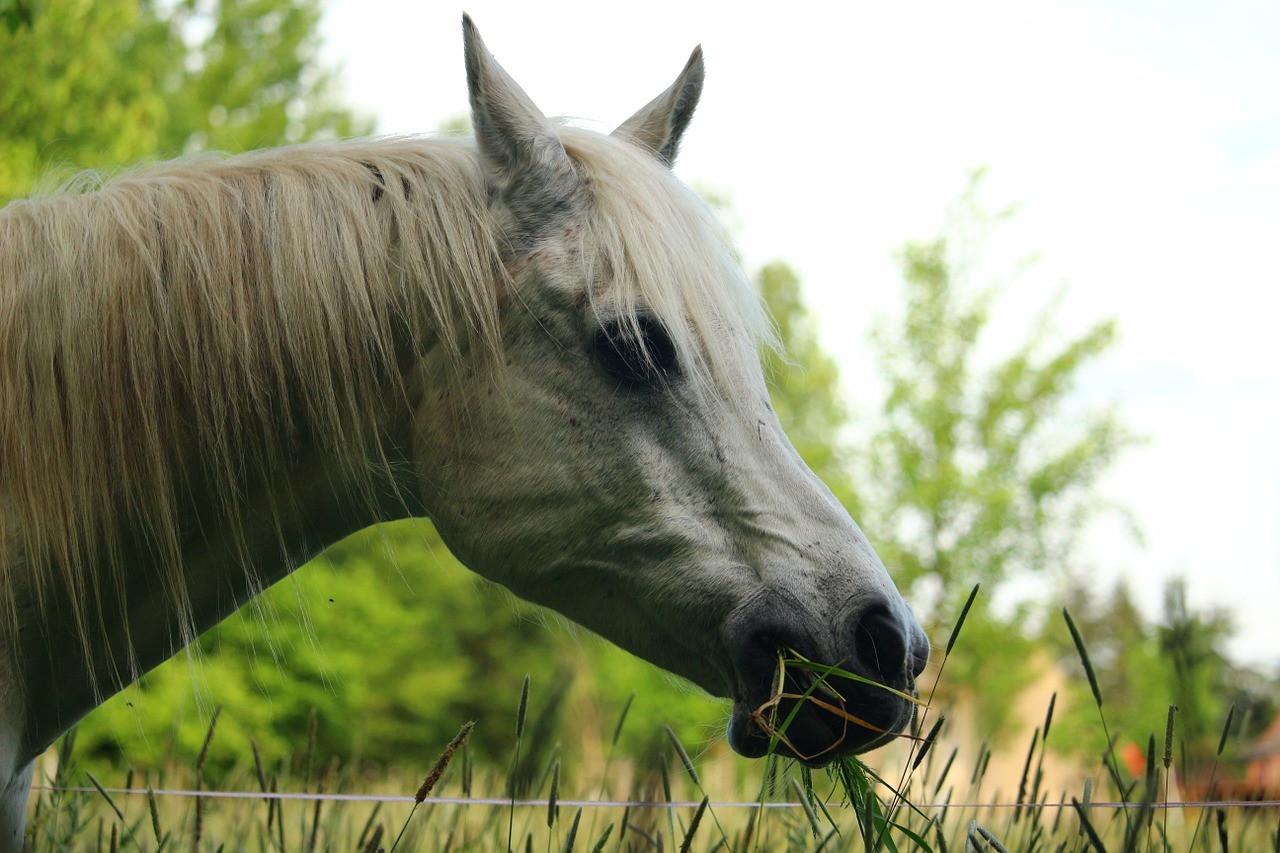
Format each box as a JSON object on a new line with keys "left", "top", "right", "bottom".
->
{"left": 24, "top": 591, "right": 1275, "bottom": 851}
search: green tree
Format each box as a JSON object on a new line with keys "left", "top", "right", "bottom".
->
{"left": 845, "top": 174, "right": 1137, "bottom": 737}
{"left": 1159, "top": 576, "right": 1235, "bottom": 775}
{"left": 1050, "top": 574, "right": 1259, "bottom": 780}
{"left": 75, "top": 522, "right": 724, "bottom": 780}
{"left": 1051, "top": 576, "right": 1173, "bottom": 763}
{"left": 0, "top": 0, "right": 38, "bottom": 33}
{"left": 0, "top": 0, "right": 365, "bottom": 203}
{"left": 858, "top": 174, "right": 1135, "bottom": 635}
{"left": 152, "top": 0, "right": 364, "bottom": 155}
{"left": 758, "top": 261, "right": 860, "bottom": 513}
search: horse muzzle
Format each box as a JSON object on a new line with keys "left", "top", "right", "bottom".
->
{"left": 722, "top": 587, "right": 930, "bottom": 767}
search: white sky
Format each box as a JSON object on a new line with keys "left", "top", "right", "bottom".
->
{"left": 319, "top": 1, "right": 1279, "bottom": 668}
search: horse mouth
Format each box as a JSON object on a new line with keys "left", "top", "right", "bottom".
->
{"left": 726, "top": 652, "right": 918, "bottom": 767}
{"left": 720, "top": 588, "right": 929, "bottom": 766}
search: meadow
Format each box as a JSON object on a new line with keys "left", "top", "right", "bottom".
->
{"left": 25, "top": 591, "right": 1280, "bottom": 852}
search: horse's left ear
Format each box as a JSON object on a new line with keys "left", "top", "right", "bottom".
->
{"left": 463, "top": 14, "right": 583, "bottom": 245}
{"left": 613, "top": 46, "right": 705, "bottom": 168}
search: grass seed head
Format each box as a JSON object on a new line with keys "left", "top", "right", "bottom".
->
{"left": 415, "top": 720, "right": 476, "bottom": 803}
{"left": 547, "top": 760, "right": 560, "bottom": 828}
{"left": 612, "top": 694, "right": 635, "bottom": 747}
{"left": 1217, "top": 704, "right": 1236, "bottom": 756}
{"left": 1071, "top": 796, "right": 1107, "bottom": 852}
{"left": 912, "top": 716, "right": 946, "bottom": 773}
{"left": 1163, "top": 704, "right": 1177, "bottom": 770}
{"left": 946, "top": 584, "right": 980, "bottom": 656}
{"left": 678, "top": 796, "right": 709, "bottom": 853}
{"left": 589, "top": 823, "right": 614, "bottom": 853}
{"left": 1042, "top": 692, "right": 1057, "bottom": 744}
{"left": 1062, "top": 609, "right": 1102, "bottom": 709}
{"left": 195, "top": 706, "right": 221, "bottom": 774}
{"left": 516, "top": 674, "right": 531, "bottom": 739}
{"left": 663, "top": 724, "right": 700, "bottom": 788}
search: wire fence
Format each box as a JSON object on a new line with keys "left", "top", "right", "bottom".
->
{"left": 32, "top": 785, "right": 1280, "bottom": 811}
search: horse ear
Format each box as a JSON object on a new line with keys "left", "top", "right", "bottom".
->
{"left": 613, "top": 46, "right": 705, "bottom": 168}
{"left": 462, "top": 14, "right": 583, "bottom": 244}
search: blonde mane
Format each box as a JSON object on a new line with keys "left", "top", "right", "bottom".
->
{"left": 0, "top": 126, "right": 766, "bottom": 668}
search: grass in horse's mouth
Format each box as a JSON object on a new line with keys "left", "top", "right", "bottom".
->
{"left": 755, "top": 588, "right": 973, "bottom": 850}
{"left": 743, "top": 648, "right": 938, "bottom": 851}
{"left": 749, "top": 648, "right": 925, "bottom": 764}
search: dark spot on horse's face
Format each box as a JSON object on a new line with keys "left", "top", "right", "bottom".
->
{"left": 591, "top": 314, "right": 680, "bottom": 390}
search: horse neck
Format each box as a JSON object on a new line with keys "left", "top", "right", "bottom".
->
{"left": 2, "top": 370, "right": 428, "bottom": 778}
{"left": 0, "top": 141, "right": 506, "bottom": 770}
{"left": 2, "top": 417, "right": 427, "bottom": 763}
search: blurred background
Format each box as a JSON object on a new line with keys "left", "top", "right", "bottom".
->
{"left": 4, "top": 0, "right": 1277, "bottom": 804}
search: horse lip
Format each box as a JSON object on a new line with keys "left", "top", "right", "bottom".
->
{"left": 727, "top": 697, "right": 842, "bottom": 768}
{"left": 726, "top": 680, "right": 916, "bottom": 766}
{"left": 725, "top": 641, "right": 856, "bottom": 766}
{"left": 720, "top": 586, "right": 920, "bottom": 764}
{"left": 722, "top": 588, "right": 830, "bottom": 758}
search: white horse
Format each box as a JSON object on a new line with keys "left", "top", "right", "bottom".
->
{"left": 0, "top": 16, "right": 928, "bottom": 845}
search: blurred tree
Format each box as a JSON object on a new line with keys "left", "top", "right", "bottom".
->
{"left": 152, "top": 0, "right": 364, "bottom": 155}
{"left": 757, "top": 261, "right": 861, "bottom": 513}
{"left": 0, "top": 0, "right": 37, "bottom": 33}
{"left": 1159, "top": 576, "right": 1234, "bottom": 775}
{"left": 847, "top": 172, "right": 1137, "bottom": 737}
{"left": 1049, "top": 574, "right": 1258, "bottom": 781}
{"left": 858, "top": 172, "right": 1135, "bottom": 636}
{"left": 0, "top": 0, "right": 365, "bottom": 203}
{"left": 1050, "top": 576, "right": 1172, "bottom": 762}
{"left": 75, "top": 521, "right": 728, "bottom": 781}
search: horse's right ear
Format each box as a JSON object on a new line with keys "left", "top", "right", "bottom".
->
{"left": 462, "top": 14, "right": 583, "bottom": 245}
{"left": 613, "top": 46, "right": 705, "bottom": 168}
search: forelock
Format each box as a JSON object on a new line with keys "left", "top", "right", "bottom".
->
{"left": 557, "top": 126, "right": 774, "bottom": 403}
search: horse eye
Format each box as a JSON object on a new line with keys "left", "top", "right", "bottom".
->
{"left": 592, "top": 315, "right": 680, "bottom": 388}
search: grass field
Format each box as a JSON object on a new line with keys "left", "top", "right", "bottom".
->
{"left": 24, "top": 595, "right": 1280, "bottom": 851}
{"left": 25, "top": 717, "right": 1280, "bottom": 851}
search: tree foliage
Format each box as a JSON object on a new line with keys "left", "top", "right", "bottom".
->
{"left": 1158, "top": 576, "right": 1235, "bottom": 772}
{"left": 858, "top": 174, "right": 1136, "bottom": 636}
{"left": 1050, "top": 576, "right": 1176, "bottom": 762}
{"left": 0, "top": 0, "right": 365, "bottom": 203}
{"left": 799, "top": 173, "right": 1140, "bottom": 740}
{"left": 0, "top": 0, "right": 37, "bottom": 33}
{"left": 76, "top": 523, "right": 722, "bottom": 779}
{"left": 1047, "top": 573, "right": 1273, "bottom": 782}
{"left": 758, "top": 261, "right": 860, "bottom": 513}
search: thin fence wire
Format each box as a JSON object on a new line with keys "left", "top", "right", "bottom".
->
{"left": 32, "top": 785, "right": 1280, "bottom": 811}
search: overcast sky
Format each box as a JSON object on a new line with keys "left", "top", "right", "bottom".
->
{"left": 319, "top": 1, "right": 1279, "bottom": 668}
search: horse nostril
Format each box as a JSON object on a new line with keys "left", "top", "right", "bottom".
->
{"left": 852, "top": 604, "right": 909, "bottom": 685}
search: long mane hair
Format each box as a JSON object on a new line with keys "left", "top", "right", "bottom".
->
{"left": 0, "top": 126, "right": 765, "bottom": 670}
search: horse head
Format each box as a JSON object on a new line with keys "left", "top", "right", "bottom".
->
{"left": 414, "top": 17, "right": 930, "bottom": 764}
